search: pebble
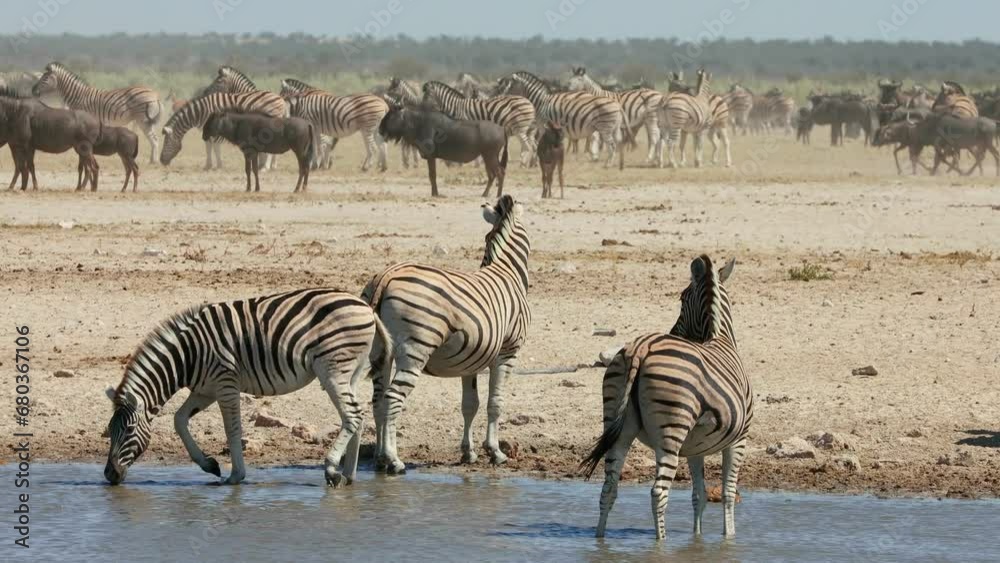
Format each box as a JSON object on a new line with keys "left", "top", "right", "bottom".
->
{"left": 291, "top": 423, "right": 320, "bottom": 444}
{"left": 555, "top": 262, "right": 577, "bottom": 274}
{"left": 808, "top": 431, "right": 854, "bottom": 451}
{"left": 53, "top": 369, "right": 75, "bottom": 378}
{"left": 766, "top": 437, "right": 817, "bottom": 459}
{"left": 432, "top": 244, "right": 449, "bottom": 256}
{"left": 559, "top": 379, "right": 585, "bottom": 388}
{"left": 821, "top": 299, "right": 833, "bottom": 307}
{"left": 252, "top": 410, "right": 291, "bottom": 428}
{"left": 851, "top": 365, "right": 878, "bottom": 376}
{"left": 142, "top": 247, "right": 167, "bottom": 257}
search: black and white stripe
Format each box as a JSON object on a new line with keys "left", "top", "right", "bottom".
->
{"left": 583, "top": 255, "right": 751, "bottom": 540}
{"left": 284, "top": 90, "right": 389, "bottom": 172}
{"left": 656, "top": 69, "right": 714, "bottom": 168}
{"left": 103, "top": 288, "right": 393, "bottom": 487}
{"left": 362, "top": 195, "right": 531, "bottom": 475}
{"left": 933, "top": 81, "right": 979, "bottom": 119}
{"left": 422, "top": 80, "right": 537, "bottom": 166}
{"left": 497, "top": 71, "right": 623, "bottom": 167}
{"left": 159, "top": 91, "right": 288, "bottom": 165}
{"left": 723, "top": 84, "right": 754, "bottom": 135}
{"left": 33, "top": 62, "right": 162, "bottom": 164}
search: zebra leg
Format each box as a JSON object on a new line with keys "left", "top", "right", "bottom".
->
{"left": 688, "top": 456, "right": 707, "bottom": 535}
{"left": 595, "top": 411, "right": 640, "bottom": 538}
{"left": 721, "top": 438, "right": 747, "bottom": 538}
{"left": 380, "top": 358, "right": 425, "bottom": 474}
{"left": 376, "top": 133, "right": 388, "bottom": 172}
{"left": 142, "top": 122, "right": 159, "bottom": 165}
{"left": 213, "top": 140, "right": 224, "bottom": 169}
{"left": 483, "top": 358, "right": 513, "bottom": 465}
{"left": 361, "top": 132, "right": 376, "bottom": 172}
{"left": 650, "top": 445, "right": 680, "bottom": 541}
{"left": 693, "top": 132, "right": 704, "bottom": 168}
{"left": 679, "top": 131, "right": 688, "bottom": 166}
{"left": 243, "top": 153, "right": 253, "bottom": 192}
{"left": 602, "top": 131, "right": 618, "bottom": 169}
{"left": 203, "top": 141, "right": 215, "bottom": 170}
{"left": 315, "top": 357, "right": 365, "bottom": 487}
{"left": 720, "top": 129, "right": 733, "bottom": 168}
{"left": 517, "top": 130, "right": 534, "bottom": 167}
{"left": 645, "top": 117, "right": 660, "bottom": 164}
{"left": 588, "top": 132, "right": 600, "bottom": 162}
{"left": 217, "top": 384, "right": 246, "bottom": 485}
{"left": 174, "top": 392, "right": 220, "bottom": 477}
{"left": 460, "top": 375, "right": 480, "bottom": 464}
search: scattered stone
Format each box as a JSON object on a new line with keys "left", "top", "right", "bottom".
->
{"left": 58, "top": 221, "right": 76, "bottom": 229}
{"left": 142, "top": 247, "right": 167, "bottom": 257}
{"left": 560, "top": 379, "right": 585, "bottom": 388}
{"left": 706, "top": 485, "right": 742, "bottom": 503}
{"left": 936, "top": 452, "right": 972, "bottom": 467}
{"left": 905, "top": 429, "right": 925, "bottom": 438}
{"left": 499, "top": 439, "right": 520, "bottom": 460}
{"left": 601, "top": 239, "right": 633, "bottom": 247}
{"left": 291, "top": 423, "right": 320, "bottom": 444}
{"left": 53, "top": 369, "right": 75, "bottom": 378}
{"left": 826, "top": 455, "right": 862, "bottom": 473}
{"left": 432, "top": 244, "right": 449, "bottom": 256}
{"left": 593, "top": 328, "right": 617, "bottom": 337}
{"left": 851, "top": 365, "right": 878, "bottom": 376}
{"left": 766, "top": 437, "right": 816, "bottom": 459}
{"left": 808, "top": 431, "right": 854, "bottom": 451}
{"left": 223, "top": 438, "right": 262, "bottom": 455}
{"left": 764, "top": 395, "right": 792, "bottom": 404}
{"left": 821, "top": 299, "right": 833, "bottom": 307}
{"left": 508, "top": 414, "right": 546, "bottom": 426}
{"left": 251, "top": 410, "right": 290, "bottom": 428}
{"left": 598, "top": 345, "right": 624, "bottom": 366}
{"left": 555, "top": 262, "right": 577, "bottom": 274}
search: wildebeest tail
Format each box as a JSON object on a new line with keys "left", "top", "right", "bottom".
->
{"left": 500, "top": 136, "right": 509, "bottom": 172}
{"left": 306, "top": 123, "right": 316, "bottom": 165}
{"left": 581, "top": 348, "right": 641, "bottom": 478}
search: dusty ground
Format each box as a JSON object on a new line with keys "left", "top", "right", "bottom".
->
{"left": 1, "top": 131, "right": 998, "bottom": 498}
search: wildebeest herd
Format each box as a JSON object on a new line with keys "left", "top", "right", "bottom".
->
{"left": 2, "top": 62, "right": 998, "bottom": 199}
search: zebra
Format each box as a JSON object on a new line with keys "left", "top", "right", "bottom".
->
{"left": 362, "top": 195, "right": 530, "bottom": 475}
{"left": 566, "top": 66, "right": 663, "bottom": 165}
{"left": 582, "top": 255, "right": 750, "bottom": 541}
{"left": 102, "top": 288, "right": 393, "bottom": 487}
{"left": 723, "top": 84, "right": 754, "bottom": 135}
{"left": 32, "top": 62, "right": 162, "bottom": 164}
{"left": 656, "top": 68, "right": 714, "bottom": 168}
{"left": 748, "top": 88, "right": 796, "bottom": 135}
{"left": 284, "top": 91, "right": 389, "bottom": 172}
{"left": 386, "top": 77, "right": 423, "bottom": 107}
{"left": 933, "top": 81, "right": 979, "bottom": 119}
{"left": 497, "top": 71, "right": 623, "bottom": 168}
{"left": 664, "top": 71, "right": 732, "bottom": 167}
{"left": 279, "top": 78, "right": 342, "bottom": 169}
{"left": 0, "top": 71, "right": 42, "bottom": 99}
{"left": 159, "top": 91, "right": 287, "bottom": 166}
{"left": 422, "top": 80, "right": 537, "bottom": 166}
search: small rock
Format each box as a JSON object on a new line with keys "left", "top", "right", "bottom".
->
{"left": 508, "top": 414, "right": 545, "bottom": 426}
{"left": 432, "top": 244, "right": 449, "bottom": 256}
{"left": 291, "top": 423, "right": 320, "bottom": 444}
{"left": 937, "top": 452, "right": 972, "bottom": 467}
{"left": 499, "top": 439, "right": 520, "bottom": 460}
{"left": 601, "top": 239, "right": 633, "bottom": 247}
{"left": 593, "top": 328, "right": 617, "bottom": 337}
{"left": 826, "top": 455, "right": 862, "bottom": 473}
{"left": 905, "top": 429, "right": 925, "bottom": 438}
{"left": 764, "top": 395, "right": 792, "bottom": 404}
{"left": 222, "top": 438, "right": 262, "bottom": 455}
{"left": 142, "top": 247, "right": 167, "bottom": 257}
{"left": 851, "top": 365, "right": 878, "bottom": 376}
{"left": 555, "top": 262, "right": 577, "bottom": 274}
{"left": 598, "top": 345, "right": 624, "bottom": 366}
{"left": 53, "top": 369, "right": 75, "bottom": 378}
{"left": 58, "top": 221, "right": 76, "bottom": 229}
{"left": 252, "top": 410, "right": 290, "bottom": 428}
{"left": 821, "top": 299, "right": 833, "bottom": 307}
{"left": 766, "top": 437, "right": 816, "bottom": 459}
{"left": 707, "top": 485, "right": 742, "bottom": 503}
{"left": 560, "top": 379, "right": 585, "bottom": 388}
{"left": 808, "top": 431, "right": 854, "bottom": 451}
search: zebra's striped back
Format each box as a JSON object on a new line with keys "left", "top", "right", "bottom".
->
{"left": 708, "top": 94, "right": 731, "bottom": 131}
{"left": 34, "top": 61, "right": 161, "bottom": 126}
{"left": 286, "top": 92, "right": 389, "bottom": 138}
{"left": 160, "top": 91, "right": 287, "bottom": 164}
{"left": 933, "top": 82, "right": 978, "bottom": 118}
{"left": 567, "top": 69, "right": 663, "bottom": 136}
{"left": 501, "top": 71, "right": 622, "bottom": 142}
{"left": 422, "top": 81, "right": 536, "bottom": 138}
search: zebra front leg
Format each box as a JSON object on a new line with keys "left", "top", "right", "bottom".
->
{"left": 721, "top": 438, "right": 748, "bottom": 538}
{"left": 203, "top": 140, "right": 215, "bottom": 170}
{"left": 360, "top": 132, "right": 376, "bottom": 172}
{"left": 679, "top": 131, "right": 688, "bottom": 167}
{"left": 693, "top": 132, "right": 704, "bottom": 168}
{"left": 174, "top": 392, "right": 221, "bottom": 477}
{"left": 688, "top": 455, "right": 707, "bottom": 535}
{"left": 517, "top": 130, "right": 535, "bottom": 167}
{"left": 719, "top": 128, "right": 733, "bottom": 168}
{"left": 216, "top": 385, "right": 246, "bottom": 485}
{"left": 645, "top": 118, "right": 661, "bottom": 164}
{"left": 460, "top": 375, "right": 480, "bottom": 464}
{"left": 483, "top": 359, "right": 512, "bottom": 464}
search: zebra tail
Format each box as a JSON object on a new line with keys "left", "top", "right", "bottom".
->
{"left": 369, "top": 313, "right": 395, "bottom": 382}
{"left": 147, "top": 99, "right": 162, "bottom": 123}
{"left": 580, "top": 348, "right": 642, "bottom": 479}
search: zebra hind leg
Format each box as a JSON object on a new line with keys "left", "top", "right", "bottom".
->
{"left": 688, "top": 456, "right": 707, "bottom": 535}
{"left": 142, "top": 120, "right": 159, "bottom": 165}
{"left": 380, "top": 363, "right": 423, "bottom": 475}
{"left": 460, "top": 375, "right": 480, "bottom": 464}
{"left": 483, "top": 359, "right": 515, "bottom": 464}
{"left": 216, "top": 384, "right": 246, "bottom": 485}
{"left": 595, "top": 411, "right": 641, "bottom": 538}
{"left": 174, "top": 392, "right": 221, "bottom": 477}
{"left": 650, "top": 445, "right": 681, "bottom": 540}
{"left": 315, "top": 356, "right": 366, "bottom": 487}
{"left": 721, "top": 438, "right": 748, "bottom": 538}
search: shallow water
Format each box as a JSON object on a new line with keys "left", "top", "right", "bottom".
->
{"left": 24, "top": 464, "right": 1000, "bottom": 562}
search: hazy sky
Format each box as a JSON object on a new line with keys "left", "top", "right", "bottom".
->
{"left": 3, "top": 0, "right": 995, "bottom": 42}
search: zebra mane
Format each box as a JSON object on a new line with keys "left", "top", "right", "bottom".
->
{"left": 481, "top": 195, "right": 522, "bottom": 268}
{"left": 511, "top": 71, "right": 549, "bottom": 93}
{"left": 424, "top": 80, "right": 465, "bottom": 99}
{"left": 282, "top": 77, "right": 315, "bottom": 91}
{"left": 116, "top": 305, "right": 202, "bottom": 402}
{"left": 219, "top": 66, "right": 257, "bottom": 89}
{"left": 46, "top": 61, "right": 87, "bottom": 85}
{"left": 690, "top": 254, "right": 723, "bottom": 341}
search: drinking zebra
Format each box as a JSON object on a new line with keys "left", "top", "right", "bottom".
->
{"left": 362, "top": 195, "right": 530, "bottom": 475}
{"left": 422, "top": 80, "right": 537, "bottom": 166}
{"left": 723, "top": 84, "right": 754, "bottom": 135}
{"left": 32, "top": 62, "right": 162, "bottom": 164}
{"left": 566, "top": 66, "right": 663, "bottom": 165}
{"left": 103, "top": 288, "right": 393, "bottom": 487}
{"left": 656, "top": 68, "right": 714, "bottom": 168}
{"left": 582, "top": 255, "right": 751, "bottom": 541}
{"left": 497, "top": 71, "right": 623, "bottom": 168}
{"left": 159, "top": 91, "right": 288, "bottom": 166}
{"left": 933, "top": 81, "right": 978, "bottom": 119}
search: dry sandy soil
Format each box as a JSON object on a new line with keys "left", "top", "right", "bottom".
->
{"left": 1, "top": 132, "right": 998, "bottom": 498}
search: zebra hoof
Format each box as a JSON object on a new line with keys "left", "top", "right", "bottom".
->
{"left": 488, "top": 450, "right": 508, "bottom": 466}
{"left": 325, "top": 468, "right": 352, "bottom": 488}
{"left": 460, "top": 450, "right": 478, "bottom": 464}
{"left": 202, "top": 457, "right": 222, "bottom": 477}
{"left": 385, "top": 460, "right": 407, "bottom": 475}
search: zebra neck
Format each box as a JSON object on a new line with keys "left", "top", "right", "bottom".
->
{"left": 119, "top": 363, "right": 183, "bottom": 414}
{"left": 58, "top": 75, "right": 95, "bottom": 103}
{"left": 481, "top": 232, "right": 529, "bottom": 291}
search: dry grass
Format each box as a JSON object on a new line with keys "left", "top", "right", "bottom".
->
{"left": 788, "top": 261, "right": 835, "bottom": 281}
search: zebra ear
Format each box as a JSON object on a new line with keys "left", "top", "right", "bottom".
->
{"left": 163, "top": 126, "right": 173, "bottom": 136}
{"left": 105, "top": 386, "right": 118, "bottom": 402}
{"left": 690, "top": 255, "right": 709, "bottom": 280}
{"left": 719, "top": 258, "right": 736, "bottom": 284}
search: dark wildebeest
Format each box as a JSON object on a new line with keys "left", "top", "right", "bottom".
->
{"left": 795, "top": 107, "right": 813, "bottom": 145}
{"left": 0, "top": 97, "right": 100, "bottom": 191}
{"left": 807, "top": 94, "right": 878, "bottom": 146}
{"left": 536, "top": 121, "right": 564, "bottom": 199}
{"left": 378, "top": 105, "right": 508, "bottom": 197}
{"left": 202, "top": 113, "right": 314, "bottom": 193}
{"left": 873, "top": 114, "right": 995, "bottom": 176}
{"left": 81, "top": 126, "right": 140, "bottom": 192}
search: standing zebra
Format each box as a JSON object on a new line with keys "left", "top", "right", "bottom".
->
{"left": 933, "top": 81, "right": 979, "bottom": 119}
{"left": 284, "top": 91, "right": 389, "bottom": 172}
{"left": 159, "top": 91, "right": 287, "bottom": 166}
{"left": 362, "top": 195, "right": 530, "bottom": 475}
{"left": 670, "top": 71, "right": 733, "bottom": 167}
{"left": 656, "top": 68, "right": 713, "bottom": 168}
{"left": 386, "top": 77, "right": 423, "bottom": 107}
{"left": 749, "top": 88, "right": 796, "bottom": 134}
{"left": 723, "top": 84, "right": 754, "bottom": 135}
{"left": 280, "top": 78, "right": 344, "bottom": 170}
{"left": 582, "top": 255, "right": 750, "bottom": 541}
{"left": 497, "top": 71, "right": 623, "bottom": 168}
{"left": 33, "top": 62, "right": 162, "bottom": 164}
{"left": 103, "top": 288, "right": 393, "bottom": 487}
{"left": 566, "top": 67, "right": 662, "bottom": 166}
{"left": 422, "top": 80, "right": 537, "bottom": 166}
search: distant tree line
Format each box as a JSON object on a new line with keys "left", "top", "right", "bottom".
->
{"left": 4, "top": 33, "right": 999, "bottom": 86}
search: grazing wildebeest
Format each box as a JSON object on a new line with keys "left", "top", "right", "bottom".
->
{"left": 536, "top": 121, "right": 564, "bottom": 199}
{"left": 0, "top": 97, "right": 100, "bottom": 191}
{"left": 202, "top": 112, "right": 314, "bottom": 193}
{"left": 378, "top": 105, "right": 508, "bottom": 197}
{"left": 81, "top": 126, "right": 140, "bottom": 192}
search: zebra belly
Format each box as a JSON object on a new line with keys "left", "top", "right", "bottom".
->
{"left": 423, "top": 331, "right": 499, "bottom": 377}
{"left": 226, "top": 367, "right": 316, "bottom": 397}
{"left": 678, "top": 411, "right": 735, "bottom": 458}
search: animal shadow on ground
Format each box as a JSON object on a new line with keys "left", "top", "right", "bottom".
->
{"left": 957, "top": 429, "right": 1000, "bottom": 448}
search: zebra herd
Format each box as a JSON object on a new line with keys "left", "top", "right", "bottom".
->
{"left": 103, "top": 193, "right": 751, "bottom": 541}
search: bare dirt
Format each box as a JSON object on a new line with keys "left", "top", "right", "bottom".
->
{"left": 1, "top": 133, "right": 998, "bottom": 498}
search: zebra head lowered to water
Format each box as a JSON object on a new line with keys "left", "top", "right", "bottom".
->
{"left": 362, "top": 195, "right": 531, "bottom": 476}
{"left": 103, "top": 289, "right": 393, "bottom": 487}
{"left": 582, "top": 255, "right": 751, "bottom": 541}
